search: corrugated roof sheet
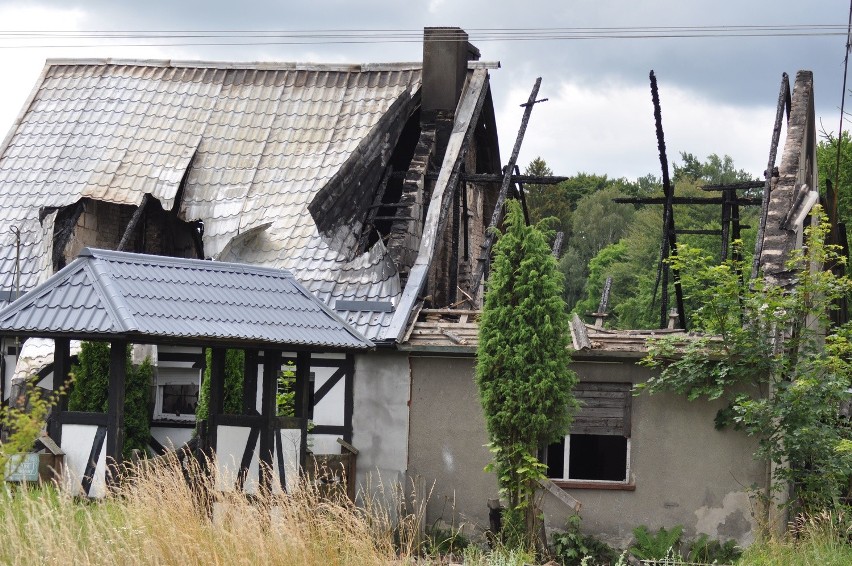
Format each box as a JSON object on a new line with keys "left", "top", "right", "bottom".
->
{"left": 0, "top": 59, "right": 422, "bottom": 339}
{"left": 0, "top": 248, "right": 372, "bottom": 350}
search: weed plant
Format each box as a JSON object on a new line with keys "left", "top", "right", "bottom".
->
{"left": 0, "top": 455, "right": 410, "bottom": 565}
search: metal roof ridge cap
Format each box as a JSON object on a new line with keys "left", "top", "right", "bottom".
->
{"left": 44, "top": 58, "right": 423, "bottom": 72}
{"left": 84, "top": 257, "right": 138, "bottom": 333}
{"left": 0, "top": 258, "right": 87, "bottom": 325}
{"left": 287, "top": 281, "right": 374, "bottom": 349}
{"left": 83, "top": 248, "right": 296, "bottom": 278}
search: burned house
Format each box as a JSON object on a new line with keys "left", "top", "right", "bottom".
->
{"left": 399, "top": 70, "right": 821, "bottom": 547}
{"left": 0, "top": 18, "right": 825, "bottom": 547}
{"left": 0, "top": 27, "right": 503, "bottom": 491}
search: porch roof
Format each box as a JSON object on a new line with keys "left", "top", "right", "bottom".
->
{"left": 0, "top": 248, "right": 373, "bottom": 350}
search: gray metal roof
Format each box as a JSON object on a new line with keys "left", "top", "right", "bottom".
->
{"left": 0, "top": 248, "right": 373, "bottom": 350}
{"left": 0, "top": 59, "right": 423, "bottom": 340}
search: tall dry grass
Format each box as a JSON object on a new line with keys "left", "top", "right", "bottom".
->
{"left": 738, "top": 509, "right": 852, "bottom": 566}
{"left": 0, "top": 455, "right": 418, "bottom": 565}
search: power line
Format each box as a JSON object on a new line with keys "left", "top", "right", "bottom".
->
{"left": 0, "top": 25, "right": 844, "bottom": 48}
{"left": 835, "top": 4, "right": 852, "bottom": 199}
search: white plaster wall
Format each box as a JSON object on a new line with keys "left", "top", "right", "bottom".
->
{"left": 61, "top": 424, "right": 107, "bottom": 498}
{"left": 150, "top": 427, "right": 194, "bottom": 450}
{"left": 352, "top": 351, "right": 411, "bottom": 501}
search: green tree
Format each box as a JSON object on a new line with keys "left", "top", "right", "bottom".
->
{"left": 69, "top": 342, "right": 151, "bottom": 459}
{"left": 673, "top": 152, "right": 755, "bottom": 186}
{"left": 68, "top": 341, "right": 110, "bottom": 413}
{"left": 476, "top": 200, "right": 578, "bottom": 548}
{"left": 558, "top": 186, "right": 635, "bottom": 309}
{"left": 197, "top": 348, "right": 245, "bottom": 421}
{"left": 578, "top": 153, "right": 759, "bottom": 329}
{"left": 817, "top": 130, "right": 852, "bottom": 226}
{"left": 639, "top": 211, "right": 852, "bottom": 511}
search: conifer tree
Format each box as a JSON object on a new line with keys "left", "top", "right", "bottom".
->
{"left": 476, "top": 200, "right": 578, "bottom": 547}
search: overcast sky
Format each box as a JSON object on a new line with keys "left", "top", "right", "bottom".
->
{"left": 0, "top": 1, "right": 848, "bottom": 181}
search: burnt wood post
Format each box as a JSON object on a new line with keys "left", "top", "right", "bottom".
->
{"left": 242, "top": 349, "right": 258, "bottom": 414}
{"left": 295, "top": 351, "right": 311, "bottom": 469}
{"left": 47, "top": 338, "right": 71, "bottom": 442}
{"left": 259, "top": 349, "right": 280, "bottom": 493}
{"left": 208, "top": 348, "right": 227, "bottom": 453}
{"left": 649, "top": 70, "right": 686, "bottom": 330}
{"left": 470, "top": 78, "right": 545, "bottom": 301}
{"left": 106, "top": 340, "right": 127, "bottom": 482}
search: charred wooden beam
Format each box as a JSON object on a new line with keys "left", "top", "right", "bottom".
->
{"left": 470, "top": 78, "right": 544, "bottom": 301}
{"left": 390, "top": 171, "right": 568, "bottom": 184}
{"left": 51, "top": 199, "right": 87, "bottom": 270}
{"left": 650, "top": 70, "right": 686, "bottom": 330}
{"left": 117, "top": 194, "right": 151, "bottom": 252}
{"left": 701, "top": 181, "right": 765, "bottom": 191}
{"left": 612, "top": 196, "right": 762, "bottom": 205}
{"left": 677, "top": 229, "right": 724, "bottom": 235}
{"left": 514, "top": 164, "right": 531, "bottom": 225}
{"left": 752, "top": 73, "right": 790, "bottom": 280}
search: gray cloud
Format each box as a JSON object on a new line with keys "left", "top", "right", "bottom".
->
{"left": 1, "top": 0, "right": 848, "bottom": 176}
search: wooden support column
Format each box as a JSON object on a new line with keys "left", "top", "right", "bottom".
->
{"left": 343, "top": 354, "right": 355, "bottom": 444}
{"left": 208, "top": 348, "right": 226, "bottom": 453}
{"left": 242, "top": 349, "right": 258, "bottom": 414}
{"left": 295, "top": 351, "right": 311, "bottom": 469}
{"left": 106, "top": 340, "right": 127, "bottom": 480}
{"left": 48, "top": 338, "right": 71, "bottom": 442}
{"left": 259, "top": 349, "right": 280, "bottom": 493}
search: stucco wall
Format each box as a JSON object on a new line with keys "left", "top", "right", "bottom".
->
{"left": 408, "top": 355, "right": 498, "bottom": 531}
{"left": 406, "top": 356, "right": 767, "bottom": 547}
{"left": 352, "top": 351, "right": 411, "bottom": 502}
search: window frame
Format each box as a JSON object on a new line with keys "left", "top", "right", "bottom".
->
{"left": 153, "top": 367, "right": 201, "bottom": 422}
{"left": 547, "top": 381, "right": 634, "bottom": 489}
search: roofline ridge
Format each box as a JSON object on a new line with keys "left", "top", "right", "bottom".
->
{"left": 82, "top": 247, "right": 300, "bottom": 279}
{"left": 285, "top": 276, "right": 375, "bottom": 349}
{"left": 44, "top": 58, "right": 424, "bottom": 72}
{"left": 84, "top": 257, "right": 138, "bottom": 333}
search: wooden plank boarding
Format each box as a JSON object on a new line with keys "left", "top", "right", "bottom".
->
{"left": 538, "top": 477, "right": 582, "bottom": 512}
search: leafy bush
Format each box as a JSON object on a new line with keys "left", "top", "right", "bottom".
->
{"left": 686, "top": 534, "right": 741, "bottom": 564}
{"left": 630, "top": 525, "right": 684, "bottom": 560}
{"left": 640, "top": 213, "right": 852, "bottom": 511}
{"left": 552, "top": 514, "right": 618, "bottom": 565}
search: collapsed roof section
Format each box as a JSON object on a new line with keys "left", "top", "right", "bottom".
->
{"left": 0, "top": 37, "right": 501, "bottom": 340}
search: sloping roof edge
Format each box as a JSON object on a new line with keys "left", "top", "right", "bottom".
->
{"left": 0, "top": 249, "right": 374, "bottom": 350}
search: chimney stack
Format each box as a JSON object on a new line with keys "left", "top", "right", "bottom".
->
{"left": 421, "top": 27, "right": 479, "bottom": 123}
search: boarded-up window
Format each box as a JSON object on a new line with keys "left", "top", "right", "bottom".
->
{"left": 570, "top": 382, "right": 631, "bottom": 437}
{"left": 546, "top": 381, "right": 633, "bottom": 482}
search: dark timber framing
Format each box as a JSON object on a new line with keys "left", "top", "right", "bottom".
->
{"left": 106, "top": 340, "right": 127, "bottom": 480}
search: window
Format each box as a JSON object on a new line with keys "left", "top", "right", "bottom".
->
{"left": 546, "top": 382, "right": 632, "bottom": 485}
{"left": 154, "top": 367, "right": 200, "bottom": 421}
